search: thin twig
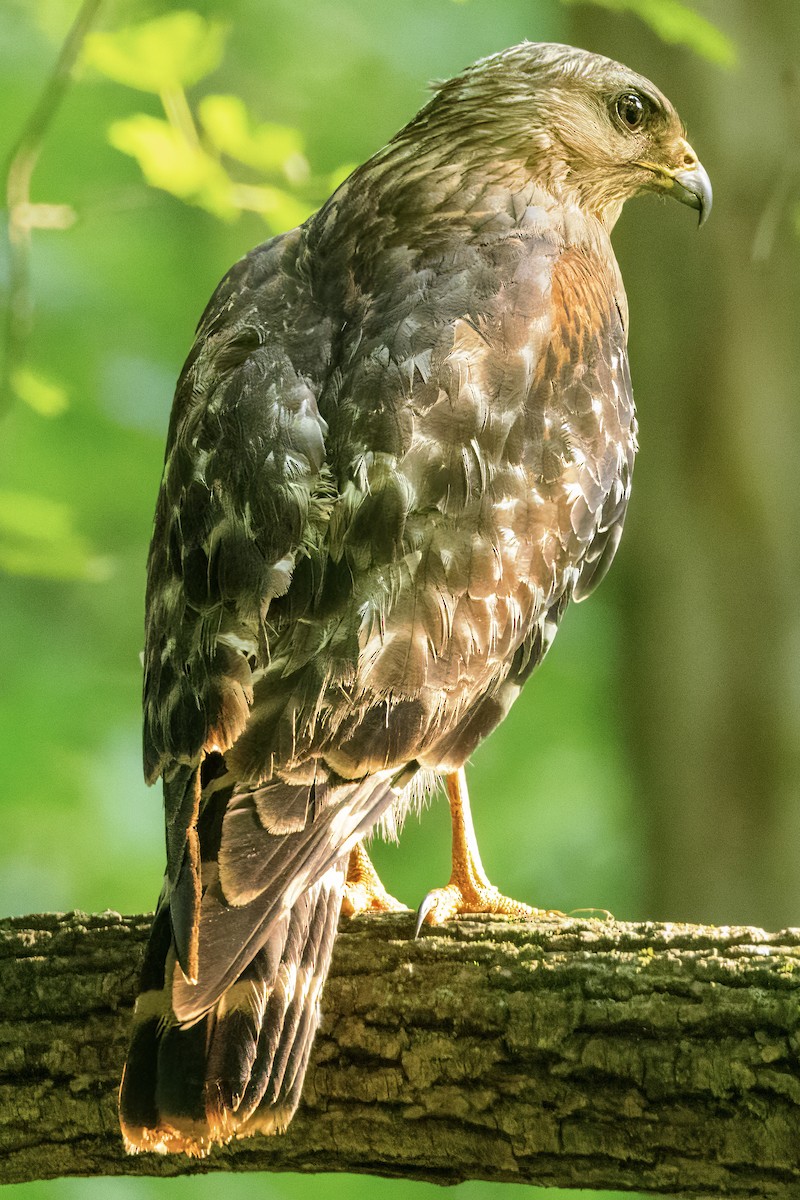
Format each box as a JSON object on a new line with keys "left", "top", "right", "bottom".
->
{"left": 161, "top": 86, "right": 201, "bottom": 147}
{"left": 2, "top": 0, "right": 104, "bottom": 415}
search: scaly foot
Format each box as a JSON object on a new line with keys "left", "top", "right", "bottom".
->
{"left": 414, "top": 880, "right": 540, "bottom": 935}
{"left": 341, "top": 841, "right": 408, "bottom": 916}
{"left": 414, "top": 769, "right": 562, "bottom": 936}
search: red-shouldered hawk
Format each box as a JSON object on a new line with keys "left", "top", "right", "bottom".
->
{"left": 119, "top": 41, "right": 710, "bottom": 1155}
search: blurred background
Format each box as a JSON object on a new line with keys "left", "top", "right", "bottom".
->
{"left": 2, "top": 0, "right": 798, "bottom": 1197}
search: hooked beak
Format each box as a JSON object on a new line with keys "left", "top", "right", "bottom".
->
{"left": 635, "top": 139, "right": 712, "bottom": 227}
{"left": 670, "top": 161, "right": 713, "bottom": 226}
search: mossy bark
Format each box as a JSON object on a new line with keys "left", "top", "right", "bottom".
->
{"left": 2, "top": 910, "right": 800, "bottom": 1193}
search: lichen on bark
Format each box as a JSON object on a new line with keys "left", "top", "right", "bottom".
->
{"left": 2, "top": 910, "right": 800, "bottom": 1195}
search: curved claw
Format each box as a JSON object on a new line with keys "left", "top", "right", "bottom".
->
{"left": 414, "top": 891, "right": 440, "bottom": 938}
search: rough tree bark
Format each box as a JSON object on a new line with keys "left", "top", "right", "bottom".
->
{"left": 2, "top": 910, "right": 800, "bottom": 1194}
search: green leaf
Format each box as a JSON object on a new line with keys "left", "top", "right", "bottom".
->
{"left": 0, "top": 491, "right": 111, "bottom": 582}
{"left": 11, "top": 366, "right": 69, "bottom": 417}
{"left": 559, "top": 0, "right": 736, "bottom": 67}
{"left": 229, "top": 183, "right": 314, "bottom": 230}
{"left": 83, "top": 11, "right": 228, "bottom": 93}
{"left": 198, "top": 94, "right": 309, "bottom": 181}
{"left": 108, "top": 114, "right": 238, "bottom": 218}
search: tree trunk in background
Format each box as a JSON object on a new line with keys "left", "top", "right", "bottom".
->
{"left": 566, "top": 1, "right": 800, "bottom": 929}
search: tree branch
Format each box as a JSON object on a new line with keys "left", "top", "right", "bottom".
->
{"left": 2, "top": 910, "right": 800, "bottom": 1194}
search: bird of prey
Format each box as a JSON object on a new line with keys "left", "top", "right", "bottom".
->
{"left": 119, "top": 41, "right": 710, "bottom": 1155}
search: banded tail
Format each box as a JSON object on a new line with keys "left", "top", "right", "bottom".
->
{"left": 120, "top": 767, "right": 409, "bottom": 1155}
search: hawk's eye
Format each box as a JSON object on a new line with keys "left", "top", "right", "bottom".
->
{"left": 615, "top": 92, "right": 645, "bottom": 130}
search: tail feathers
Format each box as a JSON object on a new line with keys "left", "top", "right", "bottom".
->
{"left": 163, "top": 764, "right": 204, "bottom": 985}
{"left": 120, "top": 861, "right": 345, "bottom": 1156}
{"left": 240, "top": 856, "right": 343, "bottom": 1127}
{"left": 121, "top": 764, "right": 418, "bottom": 1154}
{"left": 174, "top": 765, "right": 412, "bottom": 1023}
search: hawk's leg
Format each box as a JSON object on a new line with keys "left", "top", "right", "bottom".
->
{"left": 415, "top": 768, "right": 556, "bottom": 935}
{"left": 341, "top": 841, "right": 408, "bottom": 916}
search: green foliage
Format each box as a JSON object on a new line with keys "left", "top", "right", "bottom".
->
{"left": 84, "top": 10, "right": 324, "bottom": 226}
{"left": 198, "top": 94, "right": 308, "bottom": 179}
{"left": 560, "top": 0, "right": 736, "bottom": 65}
{"left": 108, "top": 112, "right": 239, "bottom": 218}
{"left": 11, "top": 365, "right": 68, "bottom": 416}
{"left": 83, "top": 10, "right": 228, "bottom": 93}
{"left": 0, "top": 489, "right": 108, "bottom": 581}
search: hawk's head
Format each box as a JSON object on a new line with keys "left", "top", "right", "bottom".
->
{"left": 413, "top": 41, "right": 711, "bottom": 230}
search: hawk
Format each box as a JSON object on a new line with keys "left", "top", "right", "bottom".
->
{"left": 119, "top": 42, "right": 710, "bottom": 1155}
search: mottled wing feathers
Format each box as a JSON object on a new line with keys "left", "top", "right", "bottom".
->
{"left": 217, "top": 231, "right": 634, "bottom": 789}
{"left": 143, "top": 228, "right": 333, "bottom": 788}
{"left": 141, "top": 229, "right": 334, "bottom": 977}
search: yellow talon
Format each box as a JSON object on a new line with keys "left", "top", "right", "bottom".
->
{"left": 415, "top": 769, "right": 562, "bottom": 936}
{"left": 341, "top": 841, "right": 408, "bottom": 917}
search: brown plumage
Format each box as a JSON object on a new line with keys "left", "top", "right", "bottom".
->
{"left": 119, "top": 41, "right": 710, "bottom": 1155}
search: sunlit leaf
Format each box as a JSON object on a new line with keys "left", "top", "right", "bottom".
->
{"left": 199, "top": 94, "right": 309, "bottom": 182}
{"left": 230, "top": 183, "right": 314, "bottom": 231}
{"left": 11, "top": 366, "right": 69, "bottom": 417}
{"left": 83, "top": 11, "right": 228, "bottom": 93}
{"left": 559, "top": 0, "right": 736, "bottom": 66}
{"left": 108, "top": 113, "right": 238, "bottom": 218}
{"left": 0, "top": 491, "right": 111, "bottom": 581}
